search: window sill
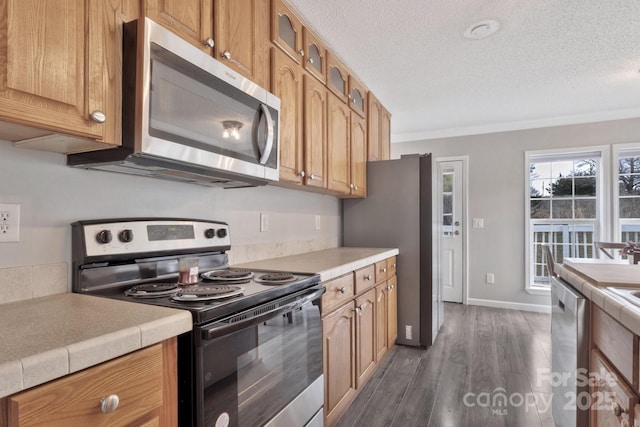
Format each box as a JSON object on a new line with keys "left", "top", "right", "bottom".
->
{"left": 526, "top": 285, "right": 551, "bottom": 296}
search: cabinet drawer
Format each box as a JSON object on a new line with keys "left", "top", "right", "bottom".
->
{"left": 5, "top": 344, "right": 164, "bottom": 426}
{"left": 592, "top": 305, "right": 638, "bottom": 388}
{"left": 375, "top": 261, "right": 390, "bottom": 284}
{"left": 386, "top": 256, "right": 397, "bottom": 277}
{"left": 590, "top": 349, "right": 637, "bottom": 427}
{"left": 322, "top": 273, "right": 355, "bottom": 313}
{"left": 354, "top": 264, "right": 376, "bottom": 294}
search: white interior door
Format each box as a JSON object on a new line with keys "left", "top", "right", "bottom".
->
{"left": 438, "top": 160, "right": 464, "bottom": 303}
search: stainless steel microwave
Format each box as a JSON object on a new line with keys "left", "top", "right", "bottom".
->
{"left": 68, "top": 18, "right": 280, "bottom": 188}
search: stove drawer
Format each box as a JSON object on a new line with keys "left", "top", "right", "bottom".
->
{"left": 4, "top": 342, "right": 169, "bottom": 427}
{"left": 322, "top": 273, "right": 355, "bottom": 313}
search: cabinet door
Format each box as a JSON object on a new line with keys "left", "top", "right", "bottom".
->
{"left": 356, "top": 288, "right": 377, "bottom": 389}
{"left": 0, "top": 0, "right": 118, "bottom": 150}
{"left": 367, "top": 92, "right": 381, "bottom": 162}
{"left": 387, "top": 276, "right": 398, "bottom": 348}
{"left": 303, "top": 28, "right": 327, "bottom": 84}
{"left": 327, "top": 93, "right": 351, "bottom": 195}
{"left": 323, "top": 302, "right": 357, "bottom": 427}
{"left": 271, "top": 48, "right": 303, "bottom": 184}
{"left": 303, "top": 74, "right": 327, "bottom": 189}
{"left": 380, "top": 106, "right": 391, "bottom": 160}
{"left": 348, "top": 75, "right": 367, "bottom": 118}
{"left": 214, "top": 0, "right": 269, "bottom": 88}
{"left": 271, "top": 0, "right": 303, "bottom": 64}
{"left": 327, "top": 52, "right": 348, "bottom": 102}
{"left": 590, "top": 349, "right": 636, "bottom": 427}
{"left": 349, "top": 112, "right": 367, "bottom": 197}
{"left": 145, "top": 0, "right": 213, "bottom": 53}
{"left": 375, "top": 283, "right": 389, "bottom": 362}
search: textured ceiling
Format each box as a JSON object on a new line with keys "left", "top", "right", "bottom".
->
{"left": 287, "top": 0, "right": 640, "bottom": 142}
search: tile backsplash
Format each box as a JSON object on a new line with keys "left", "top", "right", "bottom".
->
{"left": 0, "top": 237, "right": 338, "bottom": 305}
{"left": 0, "top": 263, "right": 67, "bottom": 305}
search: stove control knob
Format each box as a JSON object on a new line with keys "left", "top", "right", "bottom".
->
{"left": 216, "top": 228, "right": 228, "bottom": 238}
{"left": 118, "top": 229, "right": 134, "bottom": 243}
{"left": 96, "top": 229, "right": 112, "bottom": 244}
{"left": 204, "top": 228, "right": 216, "bottom": 239}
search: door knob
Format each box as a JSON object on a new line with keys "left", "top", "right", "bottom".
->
{"left": 454, "top": 230, "right": 460, "bottom": 235}
{"left": 454, "top": 221, "right": 460, "bottom": 226}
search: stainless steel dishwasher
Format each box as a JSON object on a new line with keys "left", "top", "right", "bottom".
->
{"left": 551, "top": 276, "right": 589, "bottom": 427}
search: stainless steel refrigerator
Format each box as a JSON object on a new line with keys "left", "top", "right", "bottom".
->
{"left": 342, "top": 154, "right": 441, "bottom": 347}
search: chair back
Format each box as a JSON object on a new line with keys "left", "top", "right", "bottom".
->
{"left": 593, "top": 242, "right": 626, "bottom": 259}
{"left": 542, "top": 244, "right": 557, "bottom": 278}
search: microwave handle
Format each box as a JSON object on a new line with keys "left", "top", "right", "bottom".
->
{"left": 258, "top": 104, "right": 274, "bottom": 165}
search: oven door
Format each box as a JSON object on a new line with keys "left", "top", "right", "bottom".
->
{"left": 195, "top": 286, "right": 325, "bottom": 427}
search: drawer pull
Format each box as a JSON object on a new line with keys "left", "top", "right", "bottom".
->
{"left": 338, "top": 287, "right": 346, "bottom": 294}
{"left": 100, "top": 394, "right": 120, "bottom": 414}
{"left": 381, "top": 267, "right": 387, "bottom": 273}
{"left": 612, "top": 402, "right": 626, "bottom": 417}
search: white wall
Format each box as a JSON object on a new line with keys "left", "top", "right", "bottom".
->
{"left": 0, "top": 141, "right": 341, "bottom": 301}
{"left": 392, "top": 117, "right": 640, "bottom": 309}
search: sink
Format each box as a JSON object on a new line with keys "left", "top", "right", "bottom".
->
{"left": 607, "top": 287, "right": 640, "bottom": 308}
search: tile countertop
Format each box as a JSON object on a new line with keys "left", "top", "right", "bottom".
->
{"left": 234, "top": 247, "right": 399, "bottom": 282}
{"left": 0, "top": 293, "right": 192, "bottom": 398}
{"left": 556, "top": 259, "right": 640, "bottom": 337}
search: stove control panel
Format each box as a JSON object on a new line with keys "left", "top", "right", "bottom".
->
{"left": 80, "top": 219, "right": 231, "bottom": 257}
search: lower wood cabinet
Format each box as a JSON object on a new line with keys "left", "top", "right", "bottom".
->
{"left": 321, "top": 256, "right": 397, "bottom": 427}
{"left": 0, "top": 338, "right": 177, "bottom": 427}
{"left": 591, "top": 349, "right": 637, "bottom": 427}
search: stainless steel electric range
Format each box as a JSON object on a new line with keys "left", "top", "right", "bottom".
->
{"left": 72, "top": 218, "right": 324, "bottom": 427}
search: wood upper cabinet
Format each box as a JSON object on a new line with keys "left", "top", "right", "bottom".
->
{"left": 327, "top": 52, "right": 348, "bottom": 103}
{"left": 213, "top": 0, "right": 270, "bottom": 89}
{"left": 271, "top": 0, "right": 303, "bottom": 64}
{"left": 271, "top": 47, "right": 303, "bottom": 184}
{"left": 348, "top": 75, "right": 367, "bottom": 118}
{"left": 323, "top": 301, "right": 357, "bottom": 427}
{"left": 0, "top": 0, "right": 133, "bottom": 153}
{"left": 349, "top": 112, "right": 367, "bottom": 198}
{"left": 145, "top": 0, "right": 213, "bottom": 53}
{"left": 303, "top": 28, "right": 327, "bottom": 84}
{"left": 2, "top": 339, "right": 177, "bottom": 427}
{"left": 303, "top": 74, "right": 328, "bottom": 189}
{"left": 327, "top": 93, "right": 351, "bottom": 195}
{"left": 355, "top": 288, "right": 376, "bottom": 388}
{"left": 367, "top": 91, "right": 391, "bottom": 162}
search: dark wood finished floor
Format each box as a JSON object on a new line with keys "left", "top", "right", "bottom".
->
{"left": 337, "top": 303, "right": 553, "bottom": 427}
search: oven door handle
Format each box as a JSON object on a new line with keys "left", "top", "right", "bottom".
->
{"left": 201, "top": 287, "right": 324, "bottom": 341}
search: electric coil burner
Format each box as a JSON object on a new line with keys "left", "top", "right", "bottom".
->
{"left": 71, "top": 218, "right": 324, "bottom": 427}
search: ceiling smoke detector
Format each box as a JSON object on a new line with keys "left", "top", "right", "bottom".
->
{"left": 464, "top": 20, "right": 500, "bottom": 40}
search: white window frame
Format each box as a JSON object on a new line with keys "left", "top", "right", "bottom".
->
{"left": 524, "top": 145, "right": 609, "bottom": 294}
{"left": 613, "top": 143, "right": 640, "bottom": 243}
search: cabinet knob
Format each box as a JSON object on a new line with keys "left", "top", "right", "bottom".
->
{"left": 364, "top": 274, "right": 371, "bottom": 281}
{"left": 338, "top": 287, "right": 346, "bottom": 294}
{"left": 222, "top": 50, "right": 232, "bottom": 60}
{"left": 354, "top": 306, "right": 361, "bottom": 315}
{"left": 90, "top": 110, "right": 106, "bottom": 123}
{"left": 100, "top": 394, "right": 120, "bottom": 414}
{"left": 204, "top": 37, "right": 215, "bottom": 48}
{"left": 381, "top": 267, "right": 387, "bottom": 273}
{"left": 308, "top": 57, "right": 314, "bottom": 64}
{"left": 298, "top": 49, "right": 304, "bottom": 56}
{"left": 298, "top": 170, "right": 306, "bottom": 178}
{"left": 309, "top": 174, "right": 316, "bottom": 180}
{"left": 354, "top": 185, "right": 359, "bottom": 191}
{"left": 392, "top": 263, "right": 397, "bottom": 268}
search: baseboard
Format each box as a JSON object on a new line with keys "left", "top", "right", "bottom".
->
{"left": 466, "top": 298, "right": 552, "bottom": 313}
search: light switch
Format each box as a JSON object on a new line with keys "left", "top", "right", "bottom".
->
{"left": 472, "top": 218, "right": 484, "bottom": 228}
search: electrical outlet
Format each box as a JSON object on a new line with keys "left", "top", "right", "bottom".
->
{"left": 0, "top": 203, "right": 20, "bottom": 242}
{"left": 486, "top": 273, "right": 495, "bottom": 284}
{"left": 260, "top": 212, "right": 268, "bottom": 232}
{"left": 315, "top": 215, "right": 321, "bottom": 230}
{"left": 405, "top": 325, "right": 413, "bottom": 340}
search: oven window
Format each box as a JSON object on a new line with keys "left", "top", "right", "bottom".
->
{"left": 199, "top": 302, "right": 322, "bottom": 426}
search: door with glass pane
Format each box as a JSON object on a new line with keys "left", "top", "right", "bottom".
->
{"left": 438, "top": 160, "right": 464, "bottom": 303}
